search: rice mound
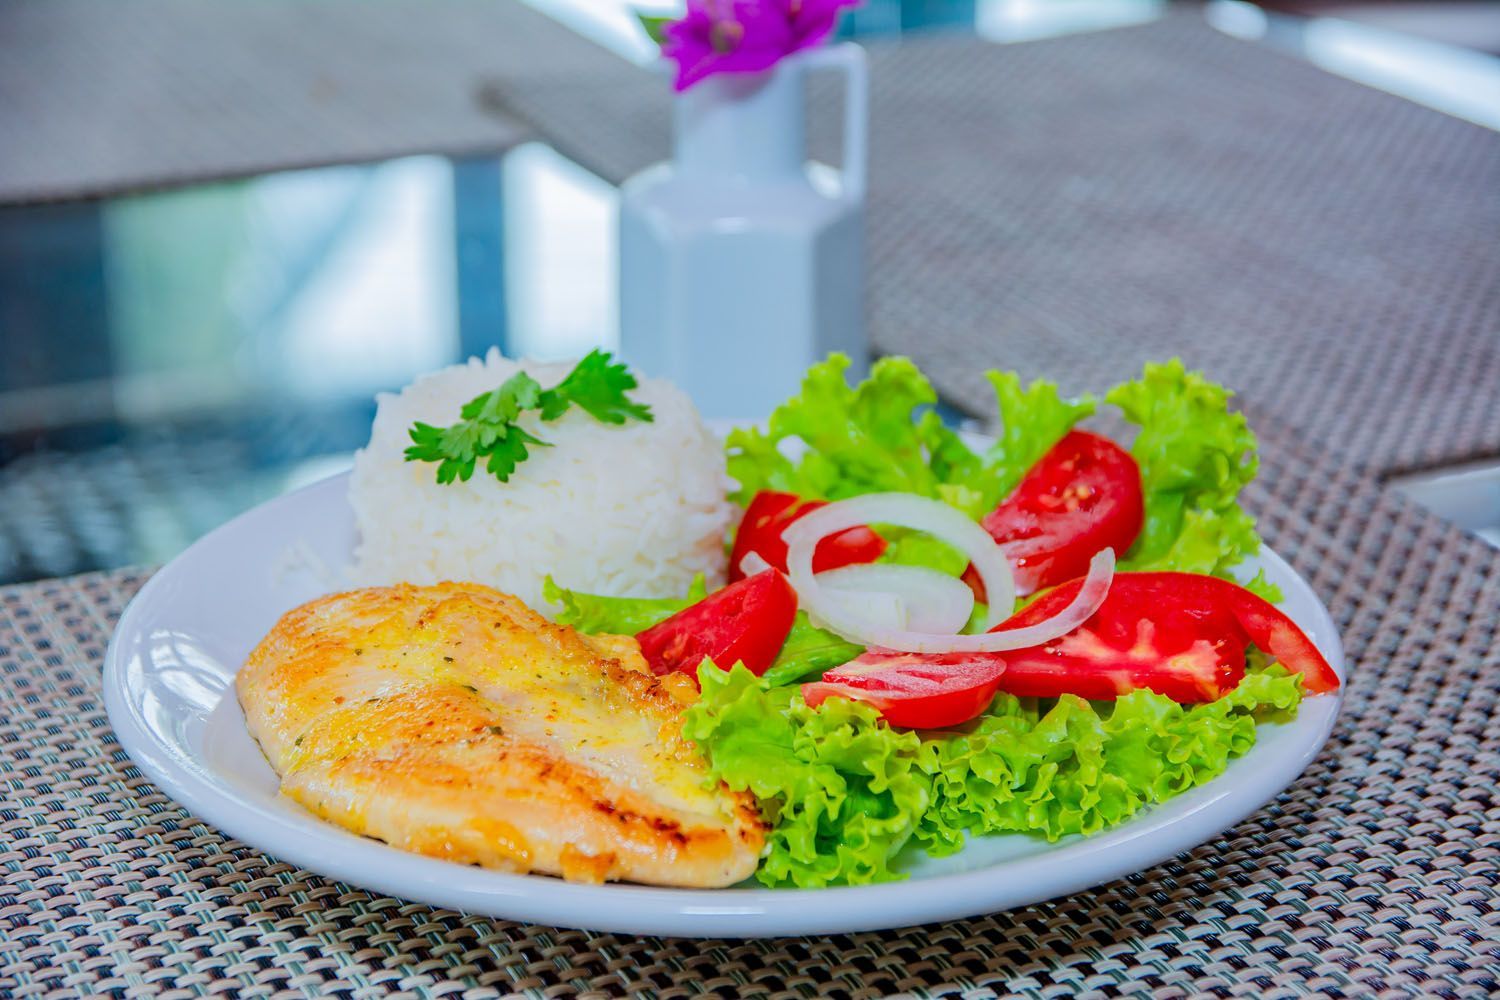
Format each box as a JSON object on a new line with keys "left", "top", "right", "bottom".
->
{"left": 350, "top": 349, "right": 732, "bottom": 610}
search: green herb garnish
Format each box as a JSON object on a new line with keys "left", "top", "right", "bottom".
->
{"left": 404, "top": 350, "right": 654, "bottom": 484}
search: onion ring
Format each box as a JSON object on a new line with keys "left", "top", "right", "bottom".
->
{"left": 783, "top": 494, "right": 1115, "bottom": 653}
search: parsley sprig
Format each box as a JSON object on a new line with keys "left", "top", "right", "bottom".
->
{"left": 404, "top": 350, "right": 654, "bottom": 484}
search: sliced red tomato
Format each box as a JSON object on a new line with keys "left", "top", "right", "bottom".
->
{"left": 1216, "top": 581, "right": 1341, "bottom": 695}
{"left": 992, "top": 571, "right": 1340, "bottom": 702}
{"left": 636, "top": 569, "right": 797, "bottom": 679}
{"left": 980, "top": 430, "right": 1144, "bottom": 595}
{"left": 803, "top": 651, "right": 1008, "bottom": 728}
{"left": 728, "top": 490, "right": 886, "bottom": 582}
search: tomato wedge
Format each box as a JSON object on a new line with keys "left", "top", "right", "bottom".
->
{"left": 802, "top": 651, "right": 1008, "bottom": 728}
{"left": 729, "top": 490, "right": 886, "bottom": 582}
{"left": 992, "top": 571, "right": 1340, "bottom": 702}
{"left": 981, "top": 430, "right": 1144, "bottom": 595}
{"left": 1215, "top": 580, "right": 1341, "bottom": 695}
{"left": 636, "top": 569, "right": 797, "bottom": 679}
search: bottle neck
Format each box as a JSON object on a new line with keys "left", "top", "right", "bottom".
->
{"left": 672, "top": 58, "right": 806, "bottom": 181}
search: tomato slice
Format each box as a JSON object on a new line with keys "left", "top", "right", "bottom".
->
{"left": 802, "top": 651, "right": 1008, "bottom": 728}
{"left": 728, "top": 490, "right": 886, "bottom": 582}
{"left": 1216, "top": 582, "right": 1342, "bottom": 695}
{"left": 992, "top": 572, "right": 1339, "bottom": 702}
{"left": 981, "top": 430, "right": 1144, "bottom": 595}
{"left": 636, "top": 569, "right": 797, "bottom": 679}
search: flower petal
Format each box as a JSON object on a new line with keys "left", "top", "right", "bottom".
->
{"left": 660, "top": 0, "right": 858, "bottom": 90}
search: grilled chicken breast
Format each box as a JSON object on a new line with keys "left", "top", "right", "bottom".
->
{"left": 236, "top": 582, "right": 765, "bottom": 887}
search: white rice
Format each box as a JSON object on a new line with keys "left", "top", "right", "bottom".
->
{"left": 349, "top": 348, "right": 732, "bottom": 610}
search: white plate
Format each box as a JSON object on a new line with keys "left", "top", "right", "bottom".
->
{"left": 104, "top": 471, "right": 1345, "bottom": 938}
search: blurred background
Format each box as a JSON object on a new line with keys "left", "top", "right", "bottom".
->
{"left": 2, "top": 0, "right": 1498, "bottom": 585}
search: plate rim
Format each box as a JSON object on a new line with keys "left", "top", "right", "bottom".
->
{"left": 103, "top": 470, "right": 1346, "bottom": 938}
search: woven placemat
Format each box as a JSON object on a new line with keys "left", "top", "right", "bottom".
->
{"left": 486, "top": 11, "right": 1500, "bottom": 479}
{"left": 0, "top": 0, "right": 623, "bottom": 204}
{"left": 3, "top": 432, "right": 1497, "bottom": 997}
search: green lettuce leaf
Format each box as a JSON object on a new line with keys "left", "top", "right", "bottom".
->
{"left": 914, "top": 663, "right": 1303, "bottom": 853}
{"left": 684, "top": 664, "right": 931, "bottom": 887}
{"left": 760, "top": 615, "right": 864, "bottom": 687}
{"left": 1106, "top": 360, "right": 1267, "bottom": 585}
{"left": 724, "top": 355, "right": 960, "bottom": 505}
{"left": 544, "top": 574, "right": 706, "bottom": 635}
{"left": 969, "top": 370, "right": 1098, "bottom": 516}
{"left": 1242, "top": 567, "right": 1282, "bottom": 603}
{"left": 724, "top": 353, "right": 1093, "bottom": 529}
{"left": 876, "top": 528, "right": 970, "bottom": 577}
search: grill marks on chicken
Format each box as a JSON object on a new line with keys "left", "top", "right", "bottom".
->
{"left": 236, "top": 582, "right": 764, "bottom": 887}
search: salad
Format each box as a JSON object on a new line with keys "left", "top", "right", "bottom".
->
{"left": 543, "top": 354, "right": 1340, "bottom": 888}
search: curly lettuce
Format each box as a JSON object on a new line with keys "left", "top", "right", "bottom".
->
{"left": 725, "top": 354, "right": 1093, "bottom": 518}
{"left": 1107, "top": 360, "right": 1271, "bottom": 591}
{"left": 683, "top": 664, "right": 931, "bottom": 887}
{"left": 725, "top": 355, "right": 955, "bottom": 505}
{"left": 914, "top": 661, "right": 1303, "bottom": 855}
{"left": 686, "top": 661, "right": 1303, "bottom": 887}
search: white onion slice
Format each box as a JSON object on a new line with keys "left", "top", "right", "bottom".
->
{"left": 785, "top": 495, "right": 1115, "bottom": 653}
{"left": 807, "top": 548, "right": 1113, "bottom": 654}
{"left": 738, "top": 550, "right": 775, "bottom": 578}
{"left": 817, "top": 564, "right": 974, "bottom": 635}
{"left": 782, "top": 493, "right": 1017, "bottom": 632}
{"left": 818, "top": 588, "right": 908, "bottom": 631}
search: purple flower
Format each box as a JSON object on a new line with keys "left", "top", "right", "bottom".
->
{"left": 661, "top": 0, "right": 861, "bottom": 92}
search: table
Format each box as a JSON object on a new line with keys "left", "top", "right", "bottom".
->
{"left": 3, "top": 4, "right": 1498, "bottom": 997}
